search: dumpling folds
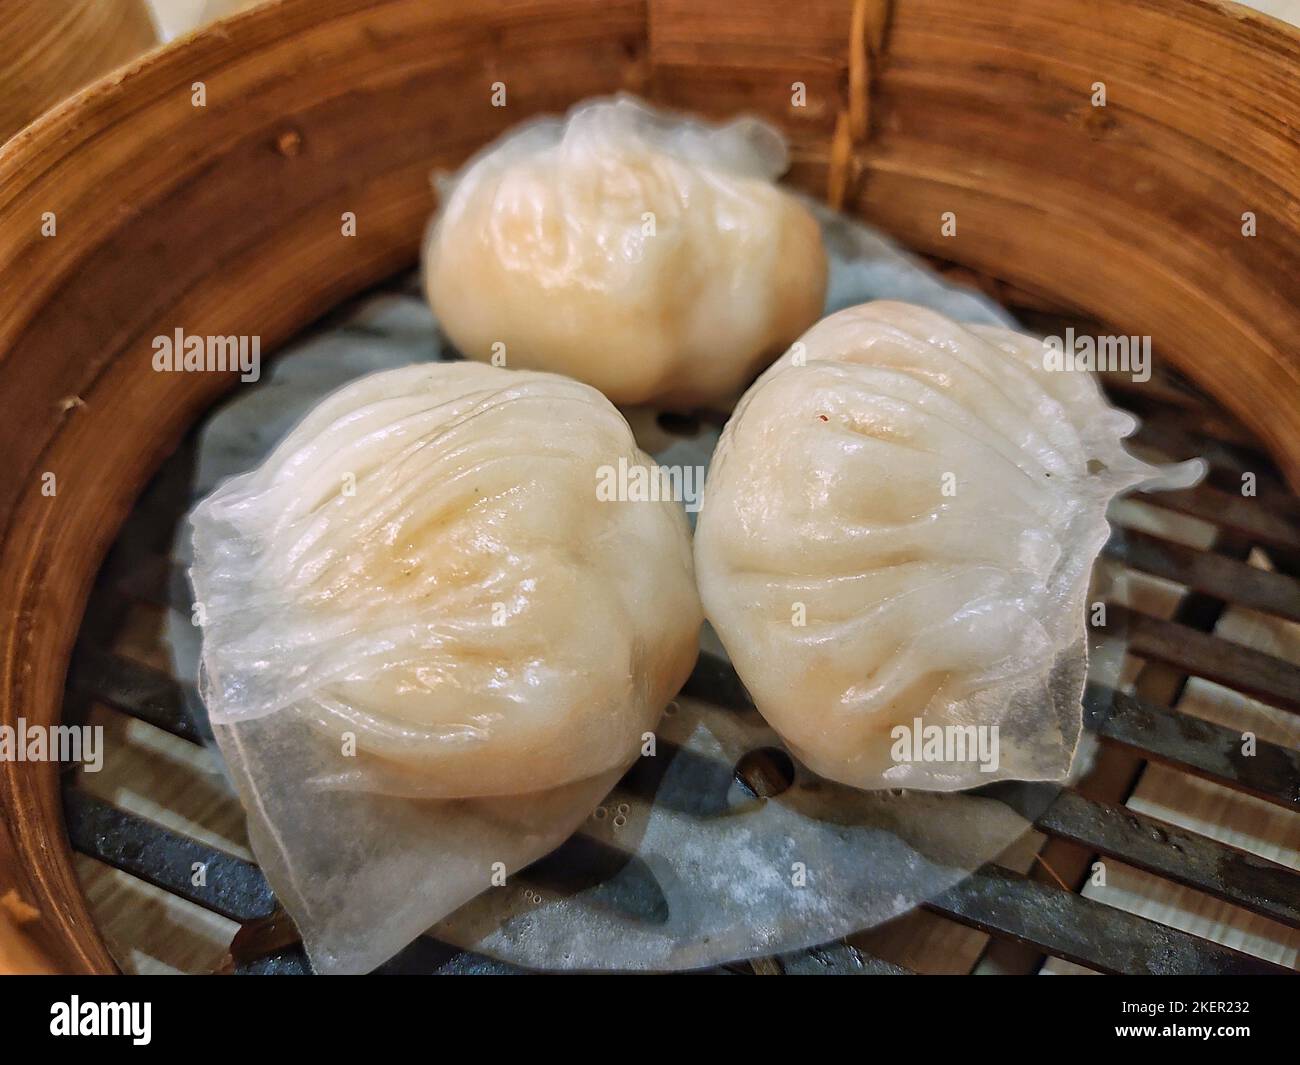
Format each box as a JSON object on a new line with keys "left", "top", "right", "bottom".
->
{"left": 190, "top": 362, "right": 701, "bottom": 970}
{"left": 695, "top": 301, "right": 1198, "bottom": 791}
{"left": 423, "top": 95, "right": 827, "bottom": 407}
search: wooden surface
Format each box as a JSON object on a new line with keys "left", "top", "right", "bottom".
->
{"left": 0, "top": 0, "right": 157, "bottom": 144}
{"left": 0, "top": 0, "right": 1298, "bottom": 973}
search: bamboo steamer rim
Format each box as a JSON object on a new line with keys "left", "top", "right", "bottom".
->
{"left": 0, "top": 0, "right": 157, "bottom": 144}
{"left": 0, "top": 0, "right": 1298, "bottom": 973}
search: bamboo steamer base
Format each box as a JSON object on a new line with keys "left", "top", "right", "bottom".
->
{"left": 62, "top": 274, "right": 1300, "bottom": 975}
{"left": 0, "top": 0, "right": 1298, "bottom": 973}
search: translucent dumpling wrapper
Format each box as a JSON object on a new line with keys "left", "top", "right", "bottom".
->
{"left": 167, "top": 225, "right": 1064, "bottom": 973}
{"left": 423, "top": 95, "right": 828, "bottom": 408}
{"left": 189, "top": 362, "right": 702, "bottom": 972}
{"left": 695, "top": 301, "right": 1203, "bottom": 792}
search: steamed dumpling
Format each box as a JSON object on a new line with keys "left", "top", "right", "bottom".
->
{"left": 695, "top": 301, "right": 1191, "bottom": 791}
{"left": 423, "top": 96, "right": 827, "bottom": 408}
{"left": 190, "top": 362, "right": 701, "bottom": 798}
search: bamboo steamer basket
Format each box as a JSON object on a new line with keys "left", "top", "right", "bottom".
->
{"left": 0, "top": 0, "right": 1297, "bottom": 974}
{"left": 0, "top": 0, "right": 157, "bottom": 143}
